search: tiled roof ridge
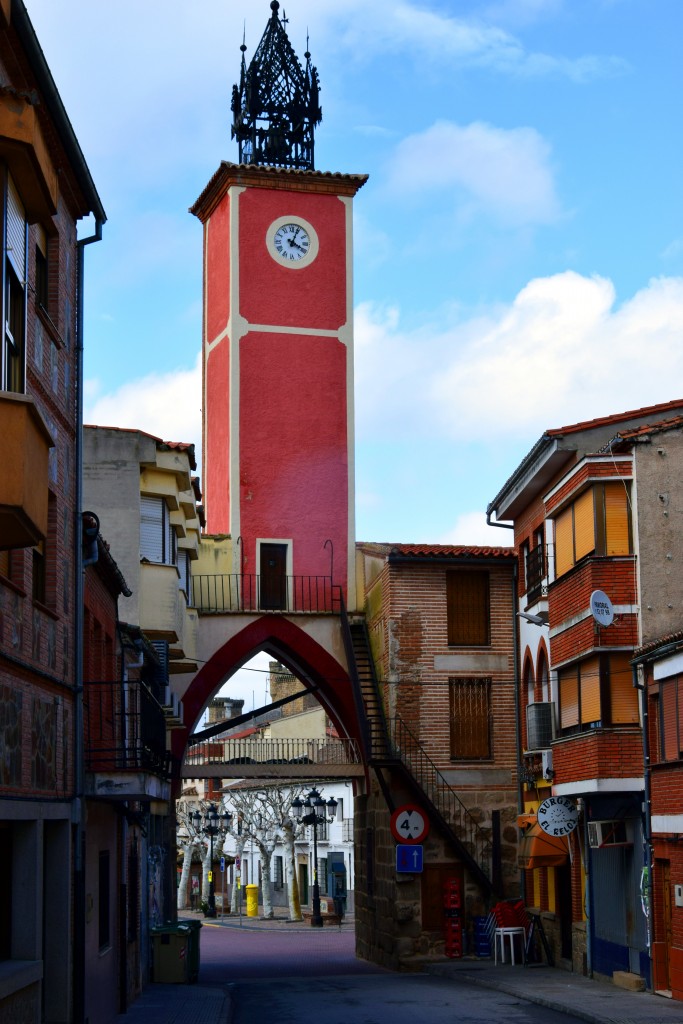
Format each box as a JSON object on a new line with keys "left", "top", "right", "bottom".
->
{"left": 547, "top": 397, "right": 683, "bottom": 437}
{"left": 357, "top": 541, "right": 515, "bottom": 558}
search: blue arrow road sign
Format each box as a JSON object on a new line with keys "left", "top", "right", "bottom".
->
{"left": 220, "top": 857, "right": 225, "bottom": 872}
{"left": 396, "top": 844, "right": 423, "bottom": 873}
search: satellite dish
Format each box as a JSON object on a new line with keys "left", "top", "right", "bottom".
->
{"left": 590, "top": 590, "right": 614, "bottom": 627}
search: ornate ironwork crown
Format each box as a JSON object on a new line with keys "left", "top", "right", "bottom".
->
{"left": 231, "top": 1, "right": 322, "bottom": 171}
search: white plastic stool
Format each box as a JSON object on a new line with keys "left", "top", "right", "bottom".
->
{"left": 494, "top": 926, "right": 526, "bottom": 965}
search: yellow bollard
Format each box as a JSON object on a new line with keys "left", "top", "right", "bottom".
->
{"left": 245, "top": 883, "right": 259, "bottom": 918}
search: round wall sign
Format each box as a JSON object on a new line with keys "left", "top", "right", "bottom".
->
{"left": 537, "top": 796, "right": 578, "bottom": 837}
{"left": 590, "top": 590, "right": 614, "bottom": 627}
{"left": 390, "top": 804, "right": 429, "bottom": 844}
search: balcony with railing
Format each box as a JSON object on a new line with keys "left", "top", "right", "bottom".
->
{"left": 525, "top": 543, "right": 547, "bottom": 604}
{"left": 182, "top": 735, "right": 363, "bottom": 779}
{"left": 84, "top": 679, "right": 172, "bottom": 800}
{"left": 192, "top": 574, "right": 339, "bottom": 614}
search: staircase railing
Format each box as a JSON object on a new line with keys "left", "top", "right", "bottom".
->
{"left": 370, "top": 713, "right": 495, "bottom": 893}
{"left": 338, "top": 593, "right": 372, "bottom": 760}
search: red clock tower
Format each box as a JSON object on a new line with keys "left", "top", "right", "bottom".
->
{"left": 191, "top": 3, "right": 366, "bottom": 608}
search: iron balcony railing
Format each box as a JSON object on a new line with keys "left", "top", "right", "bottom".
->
{"left": 184, "top": 736, "right": 361, "bottom": 769}
{"left": 191, "top": 574, "right": 340, "bottom": 614}
{"left": 379, "top": 715, "right": 494, "bottom": 891}
{"left": 84, "top": 679, "right": 170, "bottom": 776}
{"left": 525, "top": 543, "right": 547, "bottom": 604}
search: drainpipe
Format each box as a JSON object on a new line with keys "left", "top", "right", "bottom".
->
{"left": 73, "top": 217, "right": 103, "bottom": 1024}
{"left": 512, "top": 558, "right": 524, "bottom": 900}
{"left": 631, "top": 658, "right": 654, "bottom": 991}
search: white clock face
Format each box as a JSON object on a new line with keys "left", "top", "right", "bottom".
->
{"left": 266, "top": 217, "right": 319, "bottom": 269}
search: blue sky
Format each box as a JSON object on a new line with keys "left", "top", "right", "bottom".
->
{"left": 26, "top": 0, "right": 683, "bottom": 547}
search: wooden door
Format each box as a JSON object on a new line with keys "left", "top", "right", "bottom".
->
{"left": 260, "top": 543, "right": 287, "bottom": 610}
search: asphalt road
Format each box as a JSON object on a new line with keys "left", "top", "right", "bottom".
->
{"left": 230, "top": 973, "right": 585, "bottom": 1024}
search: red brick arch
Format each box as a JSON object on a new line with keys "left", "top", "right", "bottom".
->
{"left": 172, "top": 615, "right": 359, "bottom": 763}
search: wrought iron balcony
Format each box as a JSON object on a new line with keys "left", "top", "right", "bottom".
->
{"left": 191, "top": 574, "right": 339, "bottom": 614}
{"left": 525, "top": 543, "right": 547, "bottom": 604}
{"left": 84, "top": 679, "right": 170, "bottom": 777}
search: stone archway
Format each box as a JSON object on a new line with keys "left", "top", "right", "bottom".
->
{"left": 172, "top": 614, "right": 361, "bottom": 765}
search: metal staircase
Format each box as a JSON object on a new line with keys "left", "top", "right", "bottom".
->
{"left": 340, "top": 602, "right": 496, "bottom": 896}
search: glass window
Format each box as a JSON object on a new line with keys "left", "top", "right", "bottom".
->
{"left": 558, "top": 653, "right": 638, "bottom": 734}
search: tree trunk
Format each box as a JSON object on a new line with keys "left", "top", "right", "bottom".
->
{"left": 257, "top": 839, "right": 275, "bottom": 918}
{"left": 282, "top": 823, "right": 302, "bottom": 921}
{"left": 230, "top": 836, "right": 247, "bottom": 914}
{"left": 176, "top": 842, "right": 194, "bottom": 911}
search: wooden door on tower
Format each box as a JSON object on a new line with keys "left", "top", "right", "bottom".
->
{"left": 260, "top": 543, "right": 287, "bottom": 610}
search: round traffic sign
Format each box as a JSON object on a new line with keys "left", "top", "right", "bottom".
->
{"left": 390, "top": 804, "right": 429, "bottom": 844}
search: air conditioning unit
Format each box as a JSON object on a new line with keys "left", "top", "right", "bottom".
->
{"left": 587, "top": 820, "right": 631, "bottom": 848}
{"left": 526, "top": 702, "right": 555, "bottom": 750}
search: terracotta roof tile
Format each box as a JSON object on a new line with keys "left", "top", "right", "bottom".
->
{"left": 547, "top": 398, "right": 683, "bottom": 437}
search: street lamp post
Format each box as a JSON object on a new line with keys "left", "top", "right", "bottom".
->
{"left": 291, "top": 787, "right": 338, "bottom": 928}
{"left": 191, "top": 804, "right": 231, "bottom": 918}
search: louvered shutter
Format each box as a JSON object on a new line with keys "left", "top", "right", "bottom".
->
{"left": 140, "top": 496, "right": 164, "bottom": 561}
{"left": 609, "top": 652, "right": 639, "bottom": 724}
{"left": 6, "top": 173, "right": 25, "bottom": 278}
{"left": 447, "top": 571, "right": 489, "bottom": 645}
{"left": 554, "top": 506, "right": 574, "bottom": 577}
{"left": 580, "top": 656, "right": 601, "bottom": 725}
{"left": 660, "top": 680, "right": 678, "bottom": 761}
{"left": 573, "top": 489, "right": 596, "bottom": 562}
{"left": 559, "top": 665, "right": 579, "bottom": 729}
{"left": 604, "top": 482, "right": 630, "bottom": 555}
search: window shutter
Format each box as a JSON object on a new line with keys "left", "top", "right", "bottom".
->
{"left": 6, "top": 174, "right": 25, "bottom": 278}
{"left": 660, "top": 680, "right": 678, "bottom": 761}
{"left": 604, "top": 482, "right": 630, "bottom": 555}
{"left": 140, "top": 496, "right": 164, "bottom": 562}
{"left": 580, "top": 656, "right": 601, "bottom": 725}
{"left": 554, "top": 507, "right": 574, "bottom": 577}
{"left": 609, "top": 652, "right": 639, "bottom": 724}
{"left": 573, "top": 489, "right": 596, "bottom": 563}
{"left": 559, "top": 665, "right": 579, "bottom": 729}
{"left": 447, "top": 571, "right": 489, "bottom": 646}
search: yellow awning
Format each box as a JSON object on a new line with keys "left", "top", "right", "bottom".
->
{"left": 517, "top": 815, "right": 569, "bottom": 869}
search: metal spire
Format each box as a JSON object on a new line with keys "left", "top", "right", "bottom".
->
{"left": 230, "top": 1, "right": 322, "bottom": 170}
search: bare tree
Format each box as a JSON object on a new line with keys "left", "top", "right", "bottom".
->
{"left": 224, "top": 784, "right": 306, "bottom": 920}
{"left": 176, "top": 804, "right": 203, "bottom": 911}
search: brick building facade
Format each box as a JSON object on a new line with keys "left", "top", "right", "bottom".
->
{"left": 487, "top": 400, "right": 683, "bottom": 991}
{"left": 0, "top": 3, "right": 105, "bottom": 1020}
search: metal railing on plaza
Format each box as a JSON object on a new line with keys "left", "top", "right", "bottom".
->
{"left": 183, "top": 736, "right": 361, "bottom": 769}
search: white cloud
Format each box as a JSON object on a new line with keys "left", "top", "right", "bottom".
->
{"left": 354, "top": 272, "right": 683, "bottom": 444}
{"left": 385, "top": 120, "right": 561, "bottom": 227}
{"left": 319, "top": 0, "right": 627, "bottom": 81}
{"left": 440, "top": 511, "right": 514, "bottom": 547}
{"left": 84, "top": 352, "right": 202, "bottom": 460}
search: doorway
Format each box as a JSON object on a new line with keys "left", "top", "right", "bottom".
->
{"left": 260, "top": 543, "right": 288, "bottom": 610}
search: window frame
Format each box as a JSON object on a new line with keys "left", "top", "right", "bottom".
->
{"left": 558, "top": 652, "right": 639, "bottom": 735}
{"left": 446, "top": 570, "right": 490, "bottom": 647}
{"left": 553, "top": 482, "right": 632, "bottom": 580}
{"left": 449, "top": 676, "right": 492, "bottom": 761}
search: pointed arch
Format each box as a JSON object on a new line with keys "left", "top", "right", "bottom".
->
{"left": 172, "top": 615, "right": 358, "bottom": 762}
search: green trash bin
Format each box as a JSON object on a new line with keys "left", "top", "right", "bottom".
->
{"left": 177, "top": 918, "right": 202, "bottom": 982}
{"left": 151, "top": 922, "right": 199, "bottom": 984}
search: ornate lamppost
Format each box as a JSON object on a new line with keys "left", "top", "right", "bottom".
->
{"left": 191, "top": 804, "right": 232, "bottom": 918}
{"left": 291, "top": 787, "right": 338, "bottom": 927}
